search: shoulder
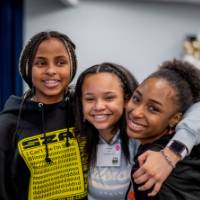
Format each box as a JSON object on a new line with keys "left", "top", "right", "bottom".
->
{"left": 0, "top": 112, "right": 16, "bottom": 151}
{"left": 0, "top": 95, "right": 21, "bottom": 128}
{"left": 1, "top": 95, "right": 22, "bottom": 111}
{"left": 128, "top": 139, "right": 140, "bottom": 160}
{"left": 0, "top": 95, "right": 24, "bottom": 150}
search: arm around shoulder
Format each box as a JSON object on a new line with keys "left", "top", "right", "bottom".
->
{"left": 172, "top": 102, "right": 200, "bottom": 154}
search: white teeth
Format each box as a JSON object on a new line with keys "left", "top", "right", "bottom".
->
{"left": 44, "top": 80, "right": 59, "bottom": 87}
{"left": 94, "top": 115, "right": 108, "bottom": 121}
{"left": 45, "top": 80, "right": 58, "bottom": 83}
{"left": 128, "top": 120, "right": 145, "bottom": 131}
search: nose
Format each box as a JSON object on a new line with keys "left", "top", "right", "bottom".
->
{"left": 127, "top": 101, "right": 144, "bottom": 118}
{"left": 94, "top": 99, "right": 106, "bottom": 111}
{"left": 133, "top": 105, "right": 145, "bottom": 118}
{"left": 46, "top": 63, "right": 56, "bottom": 75}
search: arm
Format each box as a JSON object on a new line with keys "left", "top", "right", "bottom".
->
{"left": 133, "top": 102, "right": 200, "bottom": 196}
{"left": 172, "top": 101, "right": 200, "bottom": 153}
{"left": 0, "top": 150, "right": 9, "bottom": 200}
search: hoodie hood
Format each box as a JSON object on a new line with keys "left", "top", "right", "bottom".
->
{"left": 2, "top": 95, "right": 67, "bottom": 114}
{"left": 0, "top": 95, "right": 73, "bottom": 151}
{"left": 2, "top": 95, "right": 32, "bottom": 114}
{"left": 2, "top": 95, "right": 21, "bottom": 111}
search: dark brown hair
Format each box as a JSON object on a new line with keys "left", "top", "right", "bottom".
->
{"left": 19, "top": 31, "right": 77, "bottom": 88}
{"left": 148, "top": 59, "right": 200, "bottom": 113}
{"left": 74, "top": 62, "right": 138, "bottom": 165}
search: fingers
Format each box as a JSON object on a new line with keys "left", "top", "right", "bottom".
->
{"left": 134, "top": 172, "right": 150, "bottom": 185}
{"left": 148, "top": 182, "right": 162, "bottom": 197}
{"left": 137, "top": 177, "right": 162, "bottom": 197}
{"left": 138, "top": 177, "right": 156, "bottom": 192}
{"left": 137, "top": 151, "right": 148, "bottom": 166}
{"left": 148, "top": 189, "right": 158, "bottom": 197}
{"left": 132, "top": 150, "right": 171, "bottom": 196}
{"left": 133, "top": 167, "right": 146, "bottom": 180}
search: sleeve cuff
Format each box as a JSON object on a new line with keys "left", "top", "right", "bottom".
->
{"left": 170, "top": 129, "right": 197, "bottom": 154}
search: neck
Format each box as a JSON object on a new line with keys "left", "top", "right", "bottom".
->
{"left": 140, "top": 128, "right": 171, "bottom": 145}
{"left": 99, "top": 128, "right": 118, "bottom": 143}
{"left": 31, "top": 95, "right": 63, "bottom": 104}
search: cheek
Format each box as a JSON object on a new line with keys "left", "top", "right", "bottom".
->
{"left": 116, "top": 99, "right": 125, "bottom": 112}
{"left": 114, "top": 102, "right": 125, "bottom": 120}
{"left": 62, "top": 69, "right": 71, "bottom": 82}
{"left": 31, "top": 67, "right": 45, "bottom": 85}
{"left": 126, "top": 100, "right": 135, "bottom": 111}
{"left": 126, "top": 104, "right": 136, "bottom": 119}
{"left": 148, "top": 117, "right": 169, "bottom": 134}
{"left": 82, "top": 101, "right": 90, "bottom": 116}
{"left": 31, "top": 71, "right": 40, "bottom": 85}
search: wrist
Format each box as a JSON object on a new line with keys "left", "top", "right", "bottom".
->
{"left": 167, "top": 140, "right": 188, "bottom": 159}
{"left": 160, "top": 149, "right": 176, "bottom": 169}
{"left": 163, "top": 147, "right": 182, "bottom": 167}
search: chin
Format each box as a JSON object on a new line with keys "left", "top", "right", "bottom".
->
{"left": 91, "top": 121, "right": 108, "bottom": 129}
{"left": 95, "top": 125, "right": 108, "bottom": 131}
{"left": 127, "top": 130, "right": 141, "bottom": 140}
{"left": 127, "top": 130, "right": 136, "bottom": 139}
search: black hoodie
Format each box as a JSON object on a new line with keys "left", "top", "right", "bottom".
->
{"left": 0, "top": 95, "right": 88, "bottom": 200}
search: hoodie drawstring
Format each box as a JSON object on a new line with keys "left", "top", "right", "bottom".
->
{"left": 39, "top": 103, "right": 52, "bottom": 164}
{"left": 65, "top": 96, "right": 70, "bottom": 147}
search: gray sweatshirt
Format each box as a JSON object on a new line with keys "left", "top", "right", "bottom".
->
{"left": 174, "top": 102, "right": 200, "bottom": 154}
{"left": 88, "top": 131, "right": 139, "bottom": 200}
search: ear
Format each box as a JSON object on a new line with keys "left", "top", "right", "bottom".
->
{"left": 169, "top": 112, "right": 182, "bottom": 128}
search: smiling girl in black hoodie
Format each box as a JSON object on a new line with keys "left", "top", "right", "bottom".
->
{"left": 0, "top": 31, "right": 88, "bottom": 200}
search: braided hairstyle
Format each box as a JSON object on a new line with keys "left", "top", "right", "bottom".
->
{"left": 19, "top": 31, "right": 77, "bottom": 89}
{"left": 74, "top": 62, "right": 138, "bottom": 165}
{"left": 16, "top": 31, "right": 77, "bottom": 163}
{"left": 147, "top": 59, "right": 200, "bottom": 113}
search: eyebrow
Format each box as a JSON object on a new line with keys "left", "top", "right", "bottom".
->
{"left": 83, "top": 92, "right": 93, "bottom": 96}
{"left": 35, "top": 55, "right": 66, "bottom": 59}
{"left": 135, "top": 90, "right": 142, "bottom": 97}
{"left": 83, "top": 91, "right": 116, "bottom": 95}
{"left": 149, "top": 99, "right": 163, "bottom": 106}
{"left": 136, "top": 89, "right": 163, "bottom": 106}
{"left": 34, "top": 56, "right": 46, "bottom": 59}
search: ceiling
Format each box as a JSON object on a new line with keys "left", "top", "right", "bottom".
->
{"left": 58, "top": 0, "right": 200, "bottom": 6}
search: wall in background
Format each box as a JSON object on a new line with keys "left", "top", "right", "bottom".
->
{"left": 24, "top": 0, "right": 200, "bottom": 83}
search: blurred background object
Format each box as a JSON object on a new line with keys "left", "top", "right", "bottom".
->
{"left": 0, "top": 0, "right": 23, "bottom": 110}
{"left": 1, "top": 0, "right": 200, "bottom": 110}
{"left": 183, "top": 34, "right": 200, "bottom": 67}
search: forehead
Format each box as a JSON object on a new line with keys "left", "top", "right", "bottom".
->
{"left": 36, "top": 38, "right": 68, "bottom": 55}
{"left": 82, "top": 72, "right": 123, "bottom": 91}
{"left": 138, "top": 78, "right": 176, "bottom": 101}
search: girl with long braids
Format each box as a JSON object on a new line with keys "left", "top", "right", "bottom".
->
{"left": 0, "top": 31, "right": 88, "bottom": 200}
{"left": 74, "top": 62, "right": 139, "bottom": 200}
{"left": 126, "top": 59, "right": 200, "bottom": 199}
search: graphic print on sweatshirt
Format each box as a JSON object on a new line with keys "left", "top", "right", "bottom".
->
{"left": 18, "top": 128, "right": 87, "bottom": 200}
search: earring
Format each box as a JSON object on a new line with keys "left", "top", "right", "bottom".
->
{"left": 168, "top": 124, "right": 175, "bottom": 134}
